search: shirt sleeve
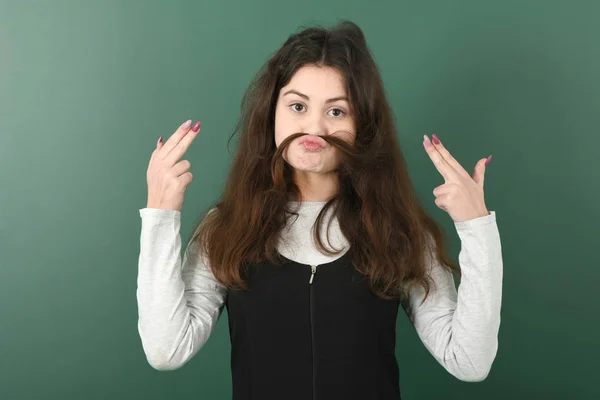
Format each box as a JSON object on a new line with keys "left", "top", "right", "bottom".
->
{"left": 137, "top": 207, "right": 227, "bottom": 371}
{"left": 408, "top": 211, "right": 503, "bottom": 382}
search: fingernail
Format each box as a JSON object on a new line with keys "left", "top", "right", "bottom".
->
{"left": 485, "top": 154, "right": 492, "bottom": 165}
{"left": 191, "top": 121, "right": 201, "bottom": 132}
{"left": 423, "top": 135, "right": 431, "bottom": 147}
{"left": 432, "top": 134, "right": 440, "bottom": 145}
{"left": 157, "top": 136, "right": 162, "bottom": 147}
{"left": 180, "top": 119, "right": 192, "bottom": 130}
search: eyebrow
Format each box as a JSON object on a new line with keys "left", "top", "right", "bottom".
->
{"left": 283, "top": 89, "right": 349, "bottom": 104}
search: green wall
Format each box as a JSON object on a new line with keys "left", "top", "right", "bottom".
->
{"left": 1, "top": 1, "right": 598, "bottom": 399}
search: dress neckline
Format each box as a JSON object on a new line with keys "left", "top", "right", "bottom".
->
{"left": 276, "top": 250, "right": 351, "bottom": 268}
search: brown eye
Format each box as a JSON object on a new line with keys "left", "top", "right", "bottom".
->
{"left": 290, "top": 103, "right": 305, "bottom": 112}
{"left": 328, "top": 108, "right": 346, "bottom": 118}
{"left": 331, "top": 108, "right": 346, "bottom": 117}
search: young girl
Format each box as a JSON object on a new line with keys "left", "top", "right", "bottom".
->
{"left": 138, "top": 20, "right": 502, "bottom": 400}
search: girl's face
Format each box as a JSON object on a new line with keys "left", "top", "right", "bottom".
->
{"left": 274, "top": 65, "right": 356, "bottom": 175}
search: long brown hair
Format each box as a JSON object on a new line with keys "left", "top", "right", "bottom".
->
{"left": 187, "top": 20, "right": 460, "bottom": 321}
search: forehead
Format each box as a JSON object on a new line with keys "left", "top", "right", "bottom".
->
{"left": 280, "top": 65, "right": 347, "bottom": 97}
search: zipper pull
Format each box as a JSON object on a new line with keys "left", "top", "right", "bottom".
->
{"left": 309, "top": 265, "right": 317, "bottom": 284}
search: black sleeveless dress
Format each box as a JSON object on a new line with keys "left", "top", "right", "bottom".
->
{"left": 225, "top": 250, "right": 402, "bottom": 400}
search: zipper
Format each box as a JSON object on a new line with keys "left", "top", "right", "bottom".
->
{"left": 309, "top": 264, "right": 318, "bottom": 400}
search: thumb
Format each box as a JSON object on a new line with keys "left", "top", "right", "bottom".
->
{"left": 472, "top": 156, "right": 490, "bottom": 187}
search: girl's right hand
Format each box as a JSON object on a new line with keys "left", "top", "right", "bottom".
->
{"left": 146, "top": 119, "right": 201, "bottom": 211}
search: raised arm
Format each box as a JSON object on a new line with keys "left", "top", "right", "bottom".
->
{"left": 137, "top": 208, "right": 227, "bottom": 370}
{"left": 408, "top": 211, "right": 503, "bottom": 382}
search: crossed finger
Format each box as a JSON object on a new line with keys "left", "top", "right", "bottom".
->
{"left": 161, "top": 120, "right": 201, "bottom": 165}
{"left": 423, "top": 134, "right": 471, "bottom": 181}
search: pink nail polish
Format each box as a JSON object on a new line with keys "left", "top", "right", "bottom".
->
{"left": 191, "top": 121, "right": 201, "bottom": 132}
{"left": 180, "top": 119, "right": 192, "bottom": 130}
{"left": 485, "top": 155, "right": 492, "bottom": 165}
{"left": 432, "top": 134, "right": 440, "bottom": 145}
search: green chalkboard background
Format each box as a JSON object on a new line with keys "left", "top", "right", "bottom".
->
{"left": 1, "top": 0, "right": 598, "bottom": 399}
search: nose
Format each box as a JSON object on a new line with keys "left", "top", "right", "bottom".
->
{"left": 303, "top": 111, "right": 329, "bottom": 138}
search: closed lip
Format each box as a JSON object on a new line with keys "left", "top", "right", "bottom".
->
{"left": 299, "top": 136, "right": 326, "bottom": 148}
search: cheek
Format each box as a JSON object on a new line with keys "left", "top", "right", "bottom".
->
{"left": 273, "top": 109, "right": 285, "bottom": 147}
{"left": 274, "top": 132, "right": 286, "bottom": 149}
{"left": 274, "top": 127, "right": 294, "bottom": 149}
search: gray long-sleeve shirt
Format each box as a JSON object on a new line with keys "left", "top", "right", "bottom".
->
{"left": 137, "top": 201, "right": 503, "bottom": 382}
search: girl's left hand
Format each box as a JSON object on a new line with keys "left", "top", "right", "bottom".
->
{"left": 423, "top": 134, "right": 491, "bottom": 223}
